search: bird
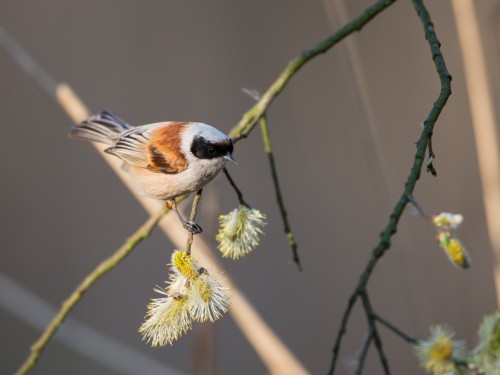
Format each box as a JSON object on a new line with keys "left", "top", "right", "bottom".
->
{"left": 70, "top": 110, "right": 235, "bottom": 234}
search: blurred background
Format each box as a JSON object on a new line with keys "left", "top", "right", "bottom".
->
{"left": 1, "top": 0, "right": 500, "bottom": 374}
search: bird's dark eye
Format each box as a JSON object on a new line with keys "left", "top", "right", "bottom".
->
{"left": 191, "top": 135, "right": 231, "bottom": 160}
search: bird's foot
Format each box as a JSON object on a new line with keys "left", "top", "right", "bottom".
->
{"left": 183, "top": 220, "right": 203, "bottom": 234}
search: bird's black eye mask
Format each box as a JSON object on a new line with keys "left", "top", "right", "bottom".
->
{"left": 191, "top": 136, "right": 233, "bottom": 160}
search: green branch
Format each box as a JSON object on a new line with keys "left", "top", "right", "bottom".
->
{"left": 15, "top": 209, "right": 167, "bottom": 375}
{"left": 259, "top": 116, "right": 301, "bottom": 270}
{"left": 327, "top": 0, "right": 452, "bottom": 372}
{"left": 228, "top": 0, "right": 398, "bottom": 141}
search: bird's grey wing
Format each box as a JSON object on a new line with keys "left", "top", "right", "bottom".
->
{"left": 104, "top": 124, "right": 160, "bottom": 168}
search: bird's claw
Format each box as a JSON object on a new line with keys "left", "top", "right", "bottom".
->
{"left": 183, "top": 220, "right": 203, "bottom": 234}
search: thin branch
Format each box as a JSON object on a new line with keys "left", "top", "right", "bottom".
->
{"left": 426, "top": 134, "right": 437, "bottom": 176}
{"left": 328, "top": 0, "right": 452, "bottom": 372}
{"left": 15, "top": 208, "right": 167, "bottom": 375}
{"left": 354, "top": 333, "right": 374, "bottom": 375}
{"left": 330, "top": 293, "right": 359, "bottom": 373}
{"left": 361, "top": 293, "right": 390, "bottom": 375}
{"left": 374, "top": 314, "right": 418, "bottom": 344}
{"left": 240, "top": 91, "right": 301, "bottom": 269}
{"left": 259, "top": 116, "right": 301, "bottom": 270}
{"left": 223, "top": 168, "right": 249, "bottom": 207}
{"left": 406, "top": 194, "right": 431, "bottom": 220}
{"left": 228, "top": 0, "right": 398, "bottom": 141}
{"left": 185, "top": 190, "right": 203, "bottom": 256}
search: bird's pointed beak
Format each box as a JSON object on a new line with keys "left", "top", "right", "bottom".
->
{"left": 225, "top": 152, "right": 237, "bottom": 164}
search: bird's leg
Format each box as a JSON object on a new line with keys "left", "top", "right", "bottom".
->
{"left": 166, "top": 198, "right": 203, "bottom": 234}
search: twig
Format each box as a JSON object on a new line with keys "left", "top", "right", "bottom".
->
{"left": 259, "top": 116, "right": 301, "bottom": 270}
{"left": 240, "top": 89, "right": 301, "bottom": 269}
{"left": 354, "top": 333, "right": 373, "bottom": 375}
{"left": 406, "top": 194, "right": 431, "bottom": 220}
{"left": 328, "top": 0, "right": 452, "bottom": 372}
{"left": 185, "top": 190, "right": 203, "bottom": 256}
{"left": 361, "top": 293, "right": 390, "bottom": 375}
{"left": 411, "top": 0, "right": 453, "bottom": 137}
{"left": 228, "top": 0, "right": 397, "bottom": 141}
{"left": 330, "top": 293, "right": 359, "bottom": 372}
{"left": 374, "top": 314, "right": 418, "bottom": 344}
{"left": 426, "top": 134, "right": 437, "bottom": 176}
{"left": 223, "top": 168, "right": 249, "bottom": 207}
{"left": 15, "top": 208, "right": 167, "bottom": 375}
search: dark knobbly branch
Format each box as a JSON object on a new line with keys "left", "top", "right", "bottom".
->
{"left": 426, "top": 134, "right": 437, "bottom": 176}
{"left": 330, "top": 293, "right": 359, "bottom": 374}
{"left": 362, "top": 293, "right": 391, "bottom": 375}
{"left": 328, "top": 0, "right": 451, "bottom": 373}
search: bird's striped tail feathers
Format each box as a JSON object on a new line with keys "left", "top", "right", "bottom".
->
{"left": 69, "top": 110, "right": 133, "bottom": 145}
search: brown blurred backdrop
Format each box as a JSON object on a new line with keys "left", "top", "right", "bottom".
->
{"left": 1, "top": 0, "right": 500, "bottom": 374}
